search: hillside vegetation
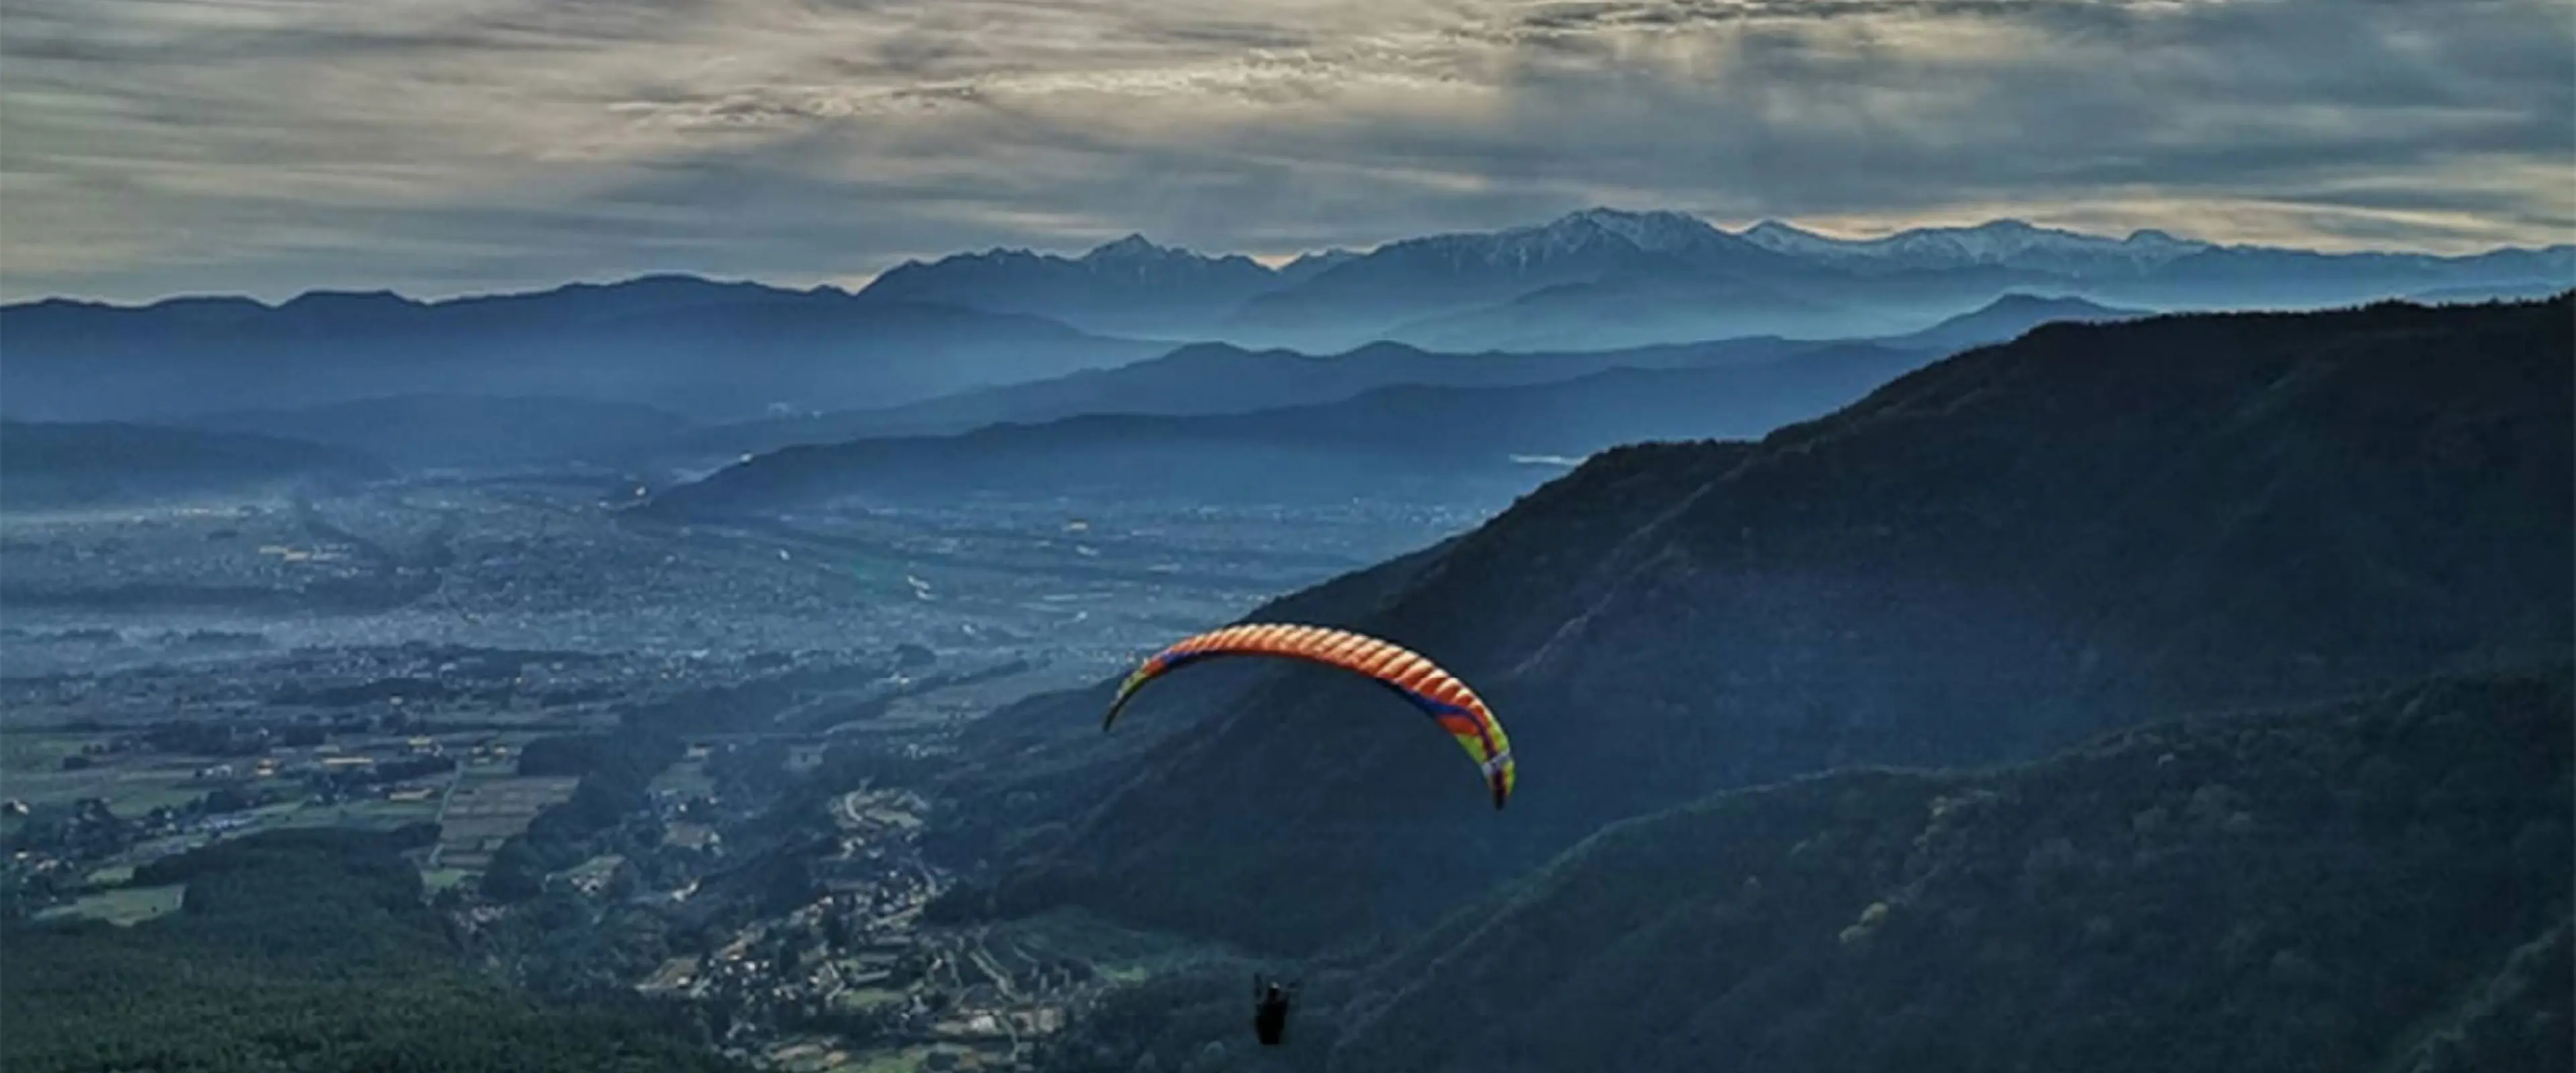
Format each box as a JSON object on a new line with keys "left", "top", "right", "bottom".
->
{"left": 1032, "top": 667, "right": 2573, "bottom": 1073}
{"left": 2, "top": 828, "right": 740, "bottom": 1073}
{"left": 937, "top": 296, "right": 2573, "bottom": 956}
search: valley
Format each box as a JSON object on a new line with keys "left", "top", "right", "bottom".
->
{"left": 2, "top": 471, "right": 1496, "bottom": 1072}
{"left": 3, "top": 235, "right": 2567, "bottom": 1073}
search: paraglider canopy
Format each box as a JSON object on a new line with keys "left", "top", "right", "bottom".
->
{"left": 1103, "top": 622, "right": 1516, "bottom": 809}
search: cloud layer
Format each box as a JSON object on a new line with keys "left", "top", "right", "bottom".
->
{"left": 4, "top": 0, "right": 2569, "bottom": 300}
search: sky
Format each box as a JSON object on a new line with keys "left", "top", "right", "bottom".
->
{"left": 3, "top": 0, "right": 2571, "bottom": 302}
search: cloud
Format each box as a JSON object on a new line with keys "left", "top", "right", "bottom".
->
{"left": 1, "top": 0, "right": 2568, "bottom": 300}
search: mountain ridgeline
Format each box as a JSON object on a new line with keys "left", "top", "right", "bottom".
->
{"left": 859, "top": 233, "right": 1343, "bottom": 339}
{"left": 0, "top": 278, "right": 1157, "bottom": 423}
{"left": 926, "top": 296, "right": 2573, "bottom": 969}
{"left": 866, "top": 210, "right": 2571, "bottom": 352}
{"left": 643, "top": 343, "right": 1931, "bottom": 512}
{"left": 0, "top": 420, "right": 390, "bottom": 510}
{"left": 653, "top": 292, "right": 2144, "bottom": 467}
{"left": 7, "top": 211, "right": 2564, "bottom": 429}
{"left": 653, "top": 335, "right": 1827, "bottom": 464}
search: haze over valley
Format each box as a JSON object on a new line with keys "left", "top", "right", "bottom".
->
{"left": 5, "top": 0, "right": 2573, "bottom": 1068}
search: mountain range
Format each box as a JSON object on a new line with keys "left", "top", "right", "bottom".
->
{"left": 1737, "top": 217, "right": 2216, "bottom": 274}
{"left": 7, "top": 211, "right": 2563, "bottom": 428}
{"left": 859, "top": 234, "right": 1354, "bottom": 339}
{"left": 922, "top": 295, "right": 2573, "bottom": 962}
{"left": 652, "top": 335, "right": 1815, "bottom": 465}
{"left": 0, "top": 277, "right": 1159, "bottom": 424}
{"left": 657, "top": 293, "right": 2141, "bottom": 467}
{"left": 0, "top": 290, "right": 2136, "bottom": 492}
{"left": 863, "top": 209, "right": 2572, "bottom": 351}
{"left": 643, "top": 343, "right": 1930, "bottom": 513}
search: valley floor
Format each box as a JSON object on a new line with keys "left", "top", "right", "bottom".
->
{"left": 3, "top": 473, "right": 1454, "bottom": 1072}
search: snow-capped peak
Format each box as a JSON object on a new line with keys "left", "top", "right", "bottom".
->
{"left": 1544, "top": 207, "right": 1728, "bottom": 253}
{"left": 1081, "top": 233, "right": 1183, "bottom": 263}
{"left": 1739, "top": 219, "right": 1843, "bottom": 257}
{"left": 1393, "top": 207, "right": 1743, "bottom": 269}
{"left": 1733, "top": 218, "right": 2214, "bottom": 274}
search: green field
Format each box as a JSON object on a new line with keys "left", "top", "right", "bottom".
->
{"left": 833, "top": 987, "right": 908, "bottom": 1012}
{"left": 1, "top": 730, "right": 107, "bottom": 774}
{"left": 33, "top": 883, "right": 186, "bottom": 926}
{"left": 271, "top": 797, "right": 445, "bottom": 831}
{"left": 648, "top": 757, "right": 717, "bottom": 800}
{"left": 432, "top": 773, "right": 579, "bottom": 868}
{"left": 5, "top": 757, "right": 212, "bottom": 815}
{"left": 563, "top": 853, "right": 625, "bottom": 884}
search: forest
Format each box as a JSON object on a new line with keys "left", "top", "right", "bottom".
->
{"left": 3, "top": 827, "right": 742, "bottom": 1073}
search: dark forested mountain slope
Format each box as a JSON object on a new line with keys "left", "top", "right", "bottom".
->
{"left": 1328, "top": 667, "right": 2575, "bottom": 1073}
{"left": 937, "top": 296, "right": 2573, "bottom": 956}
{"left": 1032, "top": 666, "right": 2573, "bottom": 1073}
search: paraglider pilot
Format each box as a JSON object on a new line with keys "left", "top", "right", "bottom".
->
{"left": 1252, "top": 975, "right": 1298, "bottom": 1046}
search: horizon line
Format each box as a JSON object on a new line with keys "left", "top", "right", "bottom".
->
{"left": 7, "top": 209, "right": 2571, "bottom": 310}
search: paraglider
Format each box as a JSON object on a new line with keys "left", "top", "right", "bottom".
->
{"left": 1102, "top": 622, "right": 1515, "bottom": 809}
{"left": 1252, "top": 976, "right": 1299, "bottom": 1046}
{"left": 1106, "top": 623, "right": 1515, "bottom": 1046}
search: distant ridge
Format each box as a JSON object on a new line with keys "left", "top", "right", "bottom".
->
{"left": 10, "top": 213, "right": 2568, "bottom": 416}
{"left": 0, "top": 420, "right": 390, "bottom": 508}
{"left": 17, "top": 213, "right": 2563, "bottom": 319}
{"left": 1877, "top": 292, "right": 2151, "bottom": 351}
{"left": 0, "top": 277, "right": 1159, "bottom": 423}
{"left": 653, "top": 334, "right": 1830, "bottom": 463}
{"left": 642, "top": 342, "right": 1930, "bottom": 512}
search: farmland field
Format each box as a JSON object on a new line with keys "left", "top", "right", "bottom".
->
{"left": 431, "top": 772, "right": 580, "bottom": 870}
{"left": 32, "top": 883, "right": 186, "bottom": 926}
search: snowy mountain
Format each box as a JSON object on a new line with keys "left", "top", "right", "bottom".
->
{"left": 1737, "top": 219, "right": 2214, "bottom": 276}
{"left": 2092, "top": 244, "right": 2576, "bottom": 309}
{"left": 838, "top": 207, "right": 2568, "bottom": 351}
{"left": 1230, "top": 210, "right": 2568, "bottom": 349}
{"left": 1220, "top": 209, "right": 1811, "bottom": 350}
{"left": 1375, "top": 208, "right": 1778, "bottom": 272}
